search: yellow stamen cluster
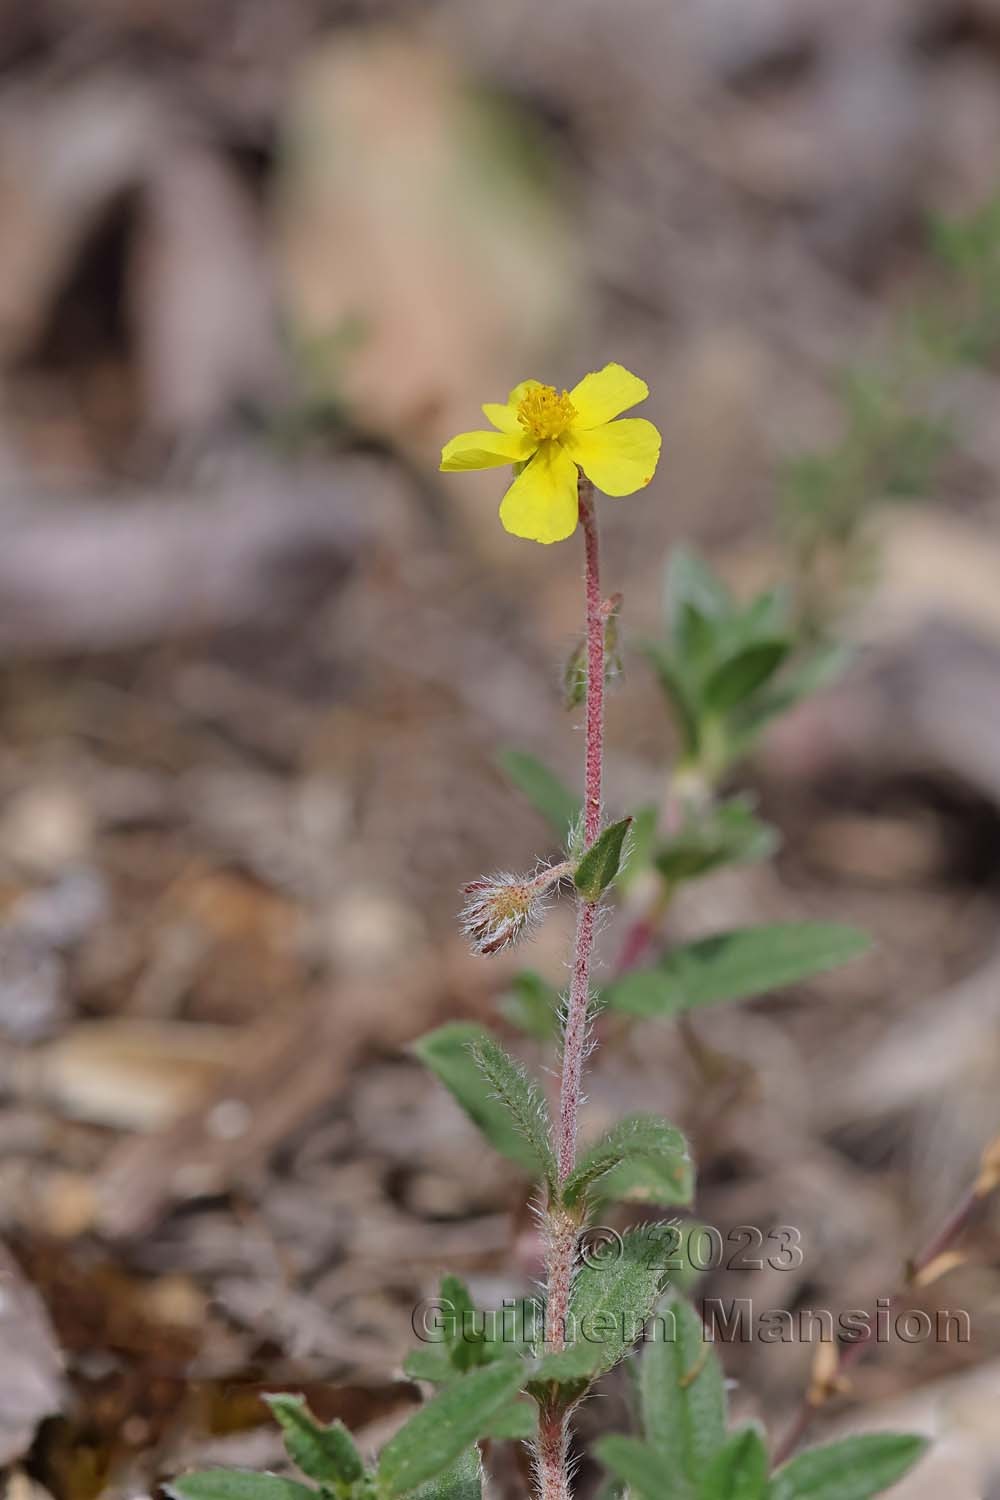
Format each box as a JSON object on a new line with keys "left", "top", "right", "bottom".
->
{"left": 516, "top": 385, "right": 577, "bottom": 442}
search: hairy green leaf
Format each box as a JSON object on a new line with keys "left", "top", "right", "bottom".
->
{"left": 165, "top": 1476, "right": 315, "bottom": 1500}
{"left": 597, "top": 1154, "right": 696, "bottom": 1208}
{"left": 574, "top": 817, "right": 633, "bottom": 902}
{"left": 698, "top": 1426, "right": 768, "bottom": 1499}
{"left": 606, "top": 923, "right": 871, "bottom": 1019}
{"left": 470, "top": 1036, "right": 557, "bottom": 1189}
{"left": 535, "top": 1226, "right": 677, "bottom": 1390}
{"left": 497, "top": 750, "right": 581, "bottom": 838}
{"left": 769, "top": 1433, "right": 929, "bottom": 1500}
{"left": 481, "top": 1398, "right": 537, "bottom": 1441}
{"left": 562, "top": 1115, "right": 692, "bottom": 1211}
{"left": 412, "top": 1024, "right": 541, "bottom": 1175}
{"left": 640, "top": 1293, "right": 726, "bottom": 1486}
{"left": 404, "top": 1346, "right": 454, "bottom": 1385}
{"left": 376, "top": 1360, "right": 527, "bottom": 1497}
{"left": 595, "top": 1436, "right": 672, "bottom": 1500}
{"left": 264, "top": 1395, "right": 363, "bottom": 1490}
{"left": 408, "top": 1447, "right": 482, "bottom": 1499}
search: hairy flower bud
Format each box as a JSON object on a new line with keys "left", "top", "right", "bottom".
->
{"left": 460, "top": 864, "right": 569, "bottom": 956}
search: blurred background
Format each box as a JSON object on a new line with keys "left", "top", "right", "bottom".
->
{"left": 3, "top": 0, "right": 1000, "bottom": 1495}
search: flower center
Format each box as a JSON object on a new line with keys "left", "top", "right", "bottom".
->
{"left": 516, "top": 384, "right": 577, "bottom": 442}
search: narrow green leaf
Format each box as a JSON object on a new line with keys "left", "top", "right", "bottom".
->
{"left": 376, "top": 1360, "right": 527, "bottom": 1497}
{"left": 738, "top": 587, "right": 790, "bottom": 640}
{"left": 562, "top": 638, "right": 587, "bottom": 710}
{"left": 404, "top": 1346, "right": 454, "bottom": 1385}
{"left": 534, "top": 1225, "right": 677, "bottom": 1389}
{"left": 597, "top": 1153, "right": 696, "bottom": 1208}
{"left": 412, "top": 1024, "right": 541, "bottom": 1175}
{"left": 165, "top": 1476, "right": 315, "bottom": 1500}
{"left": 499, "top": 970, "right": 561, "bottom": 1042}
{"left": 481, "top": 1397, "right": 537, "bottom": 1441}
{"left": 653, "top": 798, "right": 778, "bottom": 884}
{"left": 606, "top": 923, "right": 871, "bottom": 1019}
{"left": 595, "top": 1436, "right": 673, "bottom": 1500}
{"left": 699, "top": 1426, "right": 768, "bottom": 1500}
{"left": 664, "top": 549, "right": 732, "bottom": 634}
{"left": 562, "top": 1115, "right": 693, "bottom": 1210}
{"left": 769, "top": 1433, "right": 930, "bottom": 1500}
{"left": 703, "top": 640, "right": 789, "bottom": 716}
{"left": 733, "top": 643, "right": 850, "bottom": 737}
{"left": 497, "top": 749, "right": 581, "bottom": 838}
{"left": 574, "top": 817, "right": 633, "bottom": 902}
{"left": 640, "top": 1292, "right": 726, "bottom": 1485}
{"left": 264, "top": 1395, "right": 363, "bottom": 1489}
{"left": 439, "top": 1275, "right": 485, "bottom": 1373}
{"left": 470, "top": 1036, "right": 557, "bottom": 1189}
{"left": 408, "top": 1447, "right": 482, "bottom": 1499}
{"left": 638, "top": 642, "right": 702, "bottom": 755}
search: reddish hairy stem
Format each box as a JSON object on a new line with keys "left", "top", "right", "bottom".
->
{"left": 580, "top": 489, "right": 604, "bottom": 847}
{"left": 537, "top": 1407, "right": 570, "bottom": 1500}
{"left": 539, "top": 485, "right": 604, "bottom": 1500}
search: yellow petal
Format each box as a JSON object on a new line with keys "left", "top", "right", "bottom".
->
{"left": 568, "top": 363, "right": 649, "bottom": 430}
{"left": 440, "top": 428, "right": 535, "bottom": 471}
{"left": 482, "top": 402, "right": 522, "bottom": 434}
{"left": 563, "top": 417, "right": 661, "bottom": 496}
{"left": 499, "top": 440, "right": 580, "bottom": 544}
{"left": 482, "top": 380, "right": 542, "bottom": 434}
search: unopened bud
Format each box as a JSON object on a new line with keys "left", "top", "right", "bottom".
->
{"left": 460, "top": 863, "right": 569, "bottom": 957}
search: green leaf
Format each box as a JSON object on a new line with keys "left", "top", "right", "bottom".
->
{"left": 470, "top": 1036, "right": 557, "bottom": 1189}
{"left": 497, "top": 749, "right": 581, "bottom": 838}
{"left": 606, "top": 922, "right": 871, "bottom": 1019}
{"left": 699, "top": 1427, "right": 768, "bottom": 1500}
{"left": 562, "top": 638, "right": 588, "bottom": 710}
{"left": 703, "top": 641, "right": 789, "bottom": 717}
{"left": 769, "top": 1433, "right": 930, "bottom": 1500}
{"left": 638, "top": 642, "right": 702, "bottom": 755}
{"left": 640, "top": 1292, "right": 726, "bottom": 1486}
{"left": 595, "top": 1436, "right": 672, "bottom": 1500}
{"left": 438, "top": 1275, "right": 486, "bottom": 1373}
{"left": 653, "top": 798, "right": 778, "bottom": 884}
{"left": 376, "top": 1359, "right": 527, "bottom": 1497}
{"left": 597, "top": 1154, "right": 695, "bottom": 1208}
{"left": 738, "top": 587, "right": 790, "bottom": 640}
{"left": 733, "top": 643, "right": 850, "bottom": 738}
{"left": 534, "top": 1225, "right": 678, "bottom": 1390}
{"left": 562, "top": 1115, "right": 693, "bottom": 1211}
{"left": 404, "top": 1295, "right": 541, "bottom": 1388}
{"left": 165, "top": 1476, "right": 315, "bottom": 1500}
{"left": 264, "top": 1396, "right": 363, "bottom": 1490}
{"left": 407, "top": 1447, "right": 482, "bottom": 1499}
{"left": 481, "top": 1397, "right": 537, "bottom": 1440}
{"left": 404, "top": 1346, "right": 455, "bottom": 1385}
{"left": 412, "top": 1024, "right": 541, "bottom": 1175}
{"left": 574, "top": 817, "right": 633, "bottom": 902}
{"left": 499, "top": 970, "right": 561, "bottom": 1042}
{"left": 664, "top": 549, "right": 732, "bottom": 635}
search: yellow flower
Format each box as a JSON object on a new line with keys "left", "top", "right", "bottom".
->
{"left": 440, "top": 363, "right": 661, "bottom": 544}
